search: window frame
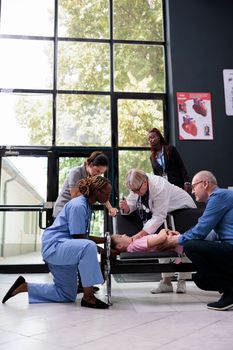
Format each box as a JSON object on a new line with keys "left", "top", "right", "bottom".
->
{"left": 0, "top": 0, "right": 168, "bottom": 272}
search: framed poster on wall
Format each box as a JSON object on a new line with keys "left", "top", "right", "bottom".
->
{"left": 177, "top": 92, "right": 213, "bottom": 140}
{"left": 223, "top": 69, "right": 233, "bottom": 116}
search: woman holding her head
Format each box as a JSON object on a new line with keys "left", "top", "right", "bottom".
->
{"left": 148, "top": 128, "right": 191, "bottom": 193}
{"left": 2, "top": 176, "right": 111, "bottom": 309}
{"left": 53, "top": 151, "right": 118, "bottom": 218}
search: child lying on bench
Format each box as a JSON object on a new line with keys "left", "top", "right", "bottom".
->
{"left": 110, "top": 229, "right": 183, "bottom": 263}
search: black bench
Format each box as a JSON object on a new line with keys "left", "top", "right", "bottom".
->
{"left": 104, "top": 207, "right": 204, "bottom": 304}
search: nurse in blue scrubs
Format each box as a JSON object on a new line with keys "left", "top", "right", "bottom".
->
{"left": 2, "top": 176, "right": 111, "bottom": 309}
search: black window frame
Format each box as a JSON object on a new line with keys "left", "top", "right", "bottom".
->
{"left": 0, "top": 0, "right": 168, "bottom": 272}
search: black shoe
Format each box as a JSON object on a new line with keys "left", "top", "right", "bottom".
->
{"left": 2, "top": 276, "right": 25, "bottom": 304}
{"left": 77, "top": 285, "right": 99, "bottom": 294}
{"left": 207, "top": 290, "right": 233, "bottom": 311}
{"left": 81, "top": 298, "right": 109, "bottom": 309}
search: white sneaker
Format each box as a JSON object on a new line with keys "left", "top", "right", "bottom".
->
{"left": 176, "top": 279, "right": 186, "bottom": 293}
{"left": 150, "top": 280, "right": 173, "bottom": 294}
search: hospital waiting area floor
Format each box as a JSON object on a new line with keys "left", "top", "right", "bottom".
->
{"left": 1, "top": 273, "right": 233, "bottom": 350}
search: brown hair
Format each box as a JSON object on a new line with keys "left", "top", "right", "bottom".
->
{"left": 148, "top": 128, "right": 169, "bottom": 160}
{"left": 78, "top": 175, "right": 111, "bottom": 197}
{"left": 86, "top": 151, "right": 109, "bottom": 167}
{"left": 148, "top": 128, "right": 167, "bottom": 146}
{"left": 110, "top": 236, "right": 121, "bottom": 254}
{"left": 110, "top": 236, "right": 117, "bottom": 250}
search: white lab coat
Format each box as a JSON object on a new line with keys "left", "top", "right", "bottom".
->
{"left": 125, "top": 173, "right": 196, "bottom": 234}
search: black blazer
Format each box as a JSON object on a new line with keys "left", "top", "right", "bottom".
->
{"left": 150, "top": 145, "right": 190, "bottom": 189}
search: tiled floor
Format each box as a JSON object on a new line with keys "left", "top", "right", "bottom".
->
{"left": 1, "top": 273, "right": 233, "bottom": 350}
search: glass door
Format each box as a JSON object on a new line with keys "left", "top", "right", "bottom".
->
{"left": 0, "top": 154, "right": 49, "bottom": 271}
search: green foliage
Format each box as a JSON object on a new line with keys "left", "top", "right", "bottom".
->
{"left": 1, "top": 0, "right": 165, "bottom": 237}
{"left": 114, "top": 0, "right": 163, "bottom": 41}
{"left": 119, "top": 150, "right": 153, "bottom": 195}
{"left": 59, "top": 0, "right": 163, "bottom": 42}
{"left": 58, "top": 0, "right": 109, "bottom": 38}
{"left": 14, "top": 0, "right": 164, "bottom": 208}
{"left": 56, "top": 94, "right": 111, "bottom": 146}
{"left": 114, "top": 45, "right": 164, "bottom": 93}
{"left": 118, "top": 99, "right": 163, "bottom": 146}
{"left": 15, "top": 0, "right": 164, "bottom": 148}
{"left": 58, "top": 0, "right": 164, "bottom": 94}
{"left": 16, "top": 95, "right": 52, "bottom": 145}
{"left": 58, "top": 42, "right": 110, "bottom": 91}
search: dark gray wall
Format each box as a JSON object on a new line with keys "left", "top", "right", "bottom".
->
{"left": 165, "top": 0, "right": 233, "bottom": 187}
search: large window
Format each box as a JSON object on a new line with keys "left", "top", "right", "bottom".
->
{"left": 0, "top": 0, "right": 166, "bottom": 267}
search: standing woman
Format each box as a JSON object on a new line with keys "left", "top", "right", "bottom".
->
{"left": 2, "top": 176, "right": 111, "bottom": 309}
{"left": 53, "top": 151, "right": 118, "bottom": 218}
{"left": 148, "top": 128, "right": 191, "bottom": 193}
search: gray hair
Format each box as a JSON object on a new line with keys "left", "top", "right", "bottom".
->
{"left": 125, "top": 169, "right": 147, "bottom": 190}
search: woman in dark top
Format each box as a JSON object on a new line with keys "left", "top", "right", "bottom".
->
{"left": 148, "top": 128, "right": 191, "bottom": 193}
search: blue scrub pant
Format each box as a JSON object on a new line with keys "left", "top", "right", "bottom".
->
{"left": 28, "top": 239, "right": 104, "bottom": 303}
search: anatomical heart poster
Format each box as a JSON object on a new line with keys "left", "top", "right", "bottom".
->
{"left": 177, "top": 92, "right": 213, "bottom": 140}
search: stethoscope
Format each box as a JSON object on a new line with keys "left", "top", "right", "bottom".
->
{"left": 136, "top": 194, "right": 151, "bottom": 223}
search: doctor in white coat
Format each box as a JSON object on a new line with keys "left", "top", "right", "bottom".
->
{"left": 120, "top": 169, "right": 196, "bottom": 294}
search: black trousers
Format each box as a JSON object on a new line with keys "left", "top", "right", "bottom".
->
{"left": 184, "top": 240, "right": 233, "bottom": 293}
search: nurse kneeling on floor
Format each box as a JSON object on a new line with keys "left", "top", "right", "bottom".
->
{"left": 2, "top": 176, "right": 111, "bottom": 309}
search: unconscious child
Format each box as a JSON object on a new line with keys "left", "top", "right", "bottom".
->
{"left": 110, "top": 229, "right": 183, "bottom": 262}
{"left": 111, "top": 229, "right": 193, "bottom": 294}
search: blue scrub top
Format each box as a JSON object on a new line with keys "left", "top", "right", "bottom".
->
{"left": 42, "top": 195, "right": 92, "bottom": 260}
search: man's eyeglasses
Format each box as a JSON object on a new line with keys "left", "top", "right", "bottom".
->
{"left": 191, "top": 180, "right": 204, "bottom": 190}
{"left": 131, "top": 181, "right": 144, "bottom": 193}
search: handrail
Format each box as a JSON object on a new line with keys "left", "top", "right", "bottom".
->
{"left": 0, "top": 205, "right": 51, "bottom": 229}
{"left": 0, "top": 205, "right": 46, "bottom": 211}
